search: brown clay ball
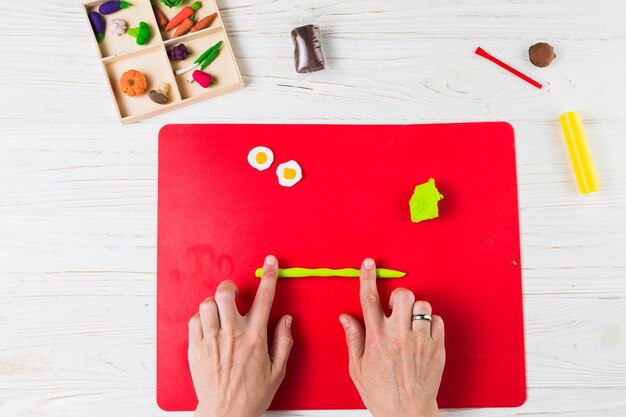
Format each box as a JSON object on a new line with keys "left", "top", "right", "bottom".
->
{"left": 529, "top": 42, "right": 556, "bottom": 68}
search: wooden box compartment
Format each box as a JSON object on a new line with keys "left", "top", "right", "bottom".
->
{"left": 167, "top": 29, "right": 242, "bottom": 100}
{"left": 83, "top": 0, "right": 244, "bottom": 124}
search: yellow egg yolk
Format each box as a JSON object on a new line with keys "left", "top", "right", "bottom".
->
{"left": 283, "top": 168, "right": 297, "bottom": 180}
{"left": 255, "top": 152, "right": 268, "bottom": 164}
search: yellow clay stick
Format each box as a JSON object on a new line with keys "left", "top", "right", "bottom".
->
{"left": 559, "top": 111, "right": 600, "bottom": 194}
{"left": 255, "top": 267, "right": 406, "bottom": 279}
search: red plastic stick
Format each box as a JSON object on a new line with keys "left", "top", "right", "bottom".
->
{"left": 475, "top": 47, "right": 543, "bottom": 89}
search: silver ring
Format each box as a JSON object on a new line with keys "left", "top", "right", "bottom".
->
{"left": 412, "top": 314, "right": 432, "bottom": 322}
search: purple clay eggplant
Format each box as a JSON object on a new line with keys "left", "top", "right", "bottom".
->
{"left": 88, "top": 11, "right": 106, "bottom": 42}
{"left": 99, "top": 1, "right": 133, "bottom": 15}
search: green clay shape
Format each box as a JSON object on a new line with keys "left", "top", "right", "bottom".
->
{"left": 254, "top": 267, "right": 406, "bottom": 279}
{"left": 160, "top": 0, "right": 184, "bottom": 8}
{"left": 128, "top": 22, "right": 152, "bottom": 45}
{"left": 409, "top": 178, "right": 444, "bottom": 223}
{"left": 200, "top": 48, "right": 220, "bottom": 70}
{"left": 193, "top": 40, "right": 222, "bottom": 65}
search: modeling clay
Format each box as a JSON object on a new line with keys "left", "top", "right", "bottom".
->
{"left": 165, "top": 2, "right": 202, "bottom": 31}
{"left": 88, "top": 12, "right": 106, "bottom": 42}
{"left": 149, "top": 83, "right": 170, "bottom": 104}
{"left": 247, "top": 146, "right": 274, "bottom": 171}
{"left": 291, "top": 24, "right": 326, "bottom": 73}
{"left": 475, "top": 46, "right": 542, "bottom": 89}
{"left": 128, "top": 22, "right": 152, "bottom": 45}
{"left": 276, "top": 161, "right": 302, "bottom": 187}
{"left": 119, "top": 69, "right": 147, "bottom": 97}
{"left": 191, "top": 13, "right": 217, "bottom": 32}
{"left": 159, "top": 0, "right": 184, "bottom": 8}
{"left": 200, "top": 47, "right": 220, "bottom": 70}
{"left": 529, "top": 42, "right": 556, "bottom": 68}
{"left": 176, "top": 41, "right": 222, "bottom": 76}
{"left": 254, "top": 268, "right": 406, "bottom": 279}
{"left": 99, "top": 1, "right": 132, "bottom": 15}
{"left": 173, "top": 17, "right": 195, "bottom": 38}
{"left": 559, "top": 111, "right": 600, "bottom": 194}
{"left": 109, "top": 18, "right": 127, "bottom": 36}
{"left": 409, "top": 178, "right": 444, "bottom": 223}
{"left": 176, "top": 62, "right": 200, "bottom": 76}
{"left": 192, "top": 70, "right": 213, "bottom": 88}
{"left": 168, "top": 44, "right": 189, "bottom": 61}
{"left": 154, "top": 6, "right": 169, "bottom": 31}
{"left": 194, "top": 41, "right": 222, "bottom": 64}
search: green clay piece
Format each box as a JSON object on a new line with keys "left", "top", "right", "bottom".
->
{"left": 128, "top": 22, "right": 152, "bottom": 45}
{"left": 409, "top": 178, "right": 444, "bottom": 223}
{"left": 200, "top": 48, "right": 220, "bottom": 70}
{"left": 255, "top": 267, "right": 406, "bottom": 279}
{"left": 160, "top": 0, "right": 184, "bottom": 8}
{"left": 194, "top": 40, "right": 222, "bottom": 65}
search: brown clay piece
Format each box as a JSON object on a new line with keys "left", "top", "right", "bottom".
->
{"left": 529, "top": 42, "right": 556, "bottom": 68}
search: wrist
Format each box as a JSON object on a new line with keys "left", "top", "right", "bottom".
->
{"left": 194, "top": 404, "right": 262, "bottom": 417}
{"left": 415, "top": 401, "right": 439, "bottom": 417}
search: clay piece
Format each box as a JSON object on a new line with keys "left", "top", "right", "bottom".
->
{"left": 529, "top": 42, "right": 556, "bottom": 68}
{"left": 409, "top": 178, "right": 444, "bottom": 223}
{"left": 254, "top": 267, "right": 406, "bottom": 279}
{"left": 88, "top": 12, "right": 106, "bottom": 43}
{"left": 119, "top": 69, "right": 147, "bottom": 97}
{"left": 177, "top": 41, "right": 222, "bottom": 77}
{"left": 128, "top": 22, "right": 152, "bottom": 45}
{"left": 99, "top": 1, "right": 132, "bottom": 15}
{"left": 247, "top": 146, "right": 274, "bottom": 171}
{"left": 149, "top": 83, "right": 170, "bottom": 104}
{"left": 192, "top": 70, "right": 213, "bottom": 88}
{"left": 291, "top": 24, "right": 326, "bottom": 73}
{"left": 168, "top": 44, "right": 189, "bottom": 61}
{"left": 109, "top": 18, "right": 128, "bottom": 36}
{"left": 159, "top": 0, "right": 183, "bottom": 7}
{"left": 154, "top": 6, "right": 169, "bottom": 30}
{"left": 199, "top": 43, "right": 221, "bottom": 70}
{"left": 276, "top": 160, "right": 302, "bottom": 187}
{"left": 173, "top": 18, "right": 195, "bottom": 38}
{"left": 475, "top": 46, "right": 542, "bottom": 89}
{"left": 191, "top": 12, "right": 218, "bottom": 32}
{"left": 164, "top": 2, "right": 202, "bottom": 31}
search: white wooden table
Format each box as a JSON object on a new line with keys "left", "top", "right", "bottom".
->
{"left": 1, "top": 1, "right": 625, "bottom": 416}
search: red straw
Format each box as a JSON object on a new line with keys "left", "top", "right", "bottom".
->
{"left": 475, "top": 47, "right": 543, "bottom": 89}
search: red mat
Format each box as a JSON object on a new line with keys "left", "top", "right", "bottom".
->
{"left": 157, "top": 123, "right": 526, "bottom": 411}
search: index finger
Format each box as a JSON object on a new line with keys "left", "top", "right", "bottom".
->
{"left": 248, "top": 255, "right": 279, "bottom": 329}
{"left": 360, "top": 258, "right": 384, "bottom": 329}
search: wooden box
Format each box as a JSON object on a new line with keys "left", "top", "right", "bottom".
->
{"left": 83, "top": 0, "right": 244, "bottom": 124}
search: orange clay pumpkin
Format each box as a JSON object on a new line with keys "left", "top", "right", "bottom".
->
{"left": 120, "top": 69, "right": 147, "bottom": 97}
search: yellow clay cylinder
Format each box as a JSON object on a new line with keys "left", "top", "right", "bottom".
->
{"left": 559, "top": 111, "right": 600, "bottom": 194}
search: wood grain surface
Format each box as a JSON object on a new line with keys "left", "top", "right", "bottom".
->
{"left": 1, "top": 0, "right": 625, "bottom": 416}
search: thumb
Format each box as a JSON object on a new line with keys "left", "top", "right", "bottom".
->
{"left": 270, "top": 315, "right": 294, "bottom": 378}
{"left": 339, "top": 314, "right": 364, "bottom": 360}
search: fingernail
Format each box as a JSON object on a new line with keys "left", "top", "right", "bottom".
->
{"left": 364, "top": 258, "right": 374, "bottom": 270}
{"left": 339, "top": 316, "right": 351, "bottom": 329}
{"left": 286, "top": 316, "right": 293, "bottom": 329}
{"left": 265, "top": 255, "right": 276, "bottom": 266}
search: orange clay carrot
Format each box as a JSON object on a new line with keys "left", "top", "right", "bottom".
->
{"left": 191, "top": 12, "right": 217, "bottom": 32}
{"left": 153, "top": 6, "right": 169, "bottom": 30}
{"left": 173, "top": 17, "right": 195, "bottom": 37}
{"left": 164, "top": 1, "right": 201, "bottom": 31}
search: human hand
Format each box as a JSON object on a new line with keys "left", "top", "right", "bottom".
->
{"left": 339, "top": 258, "right": 445, "bottom": 417}
{"left": 188, "top": 255, "right": 293, "bottom": 417}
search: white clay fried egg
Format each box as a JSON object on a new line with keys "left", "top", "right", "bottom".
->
{"left": 276, "top": 160, "right": 303, "bottom": 187}
{"left": 247, "top": 146, "right": 274, "bottom": 171}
